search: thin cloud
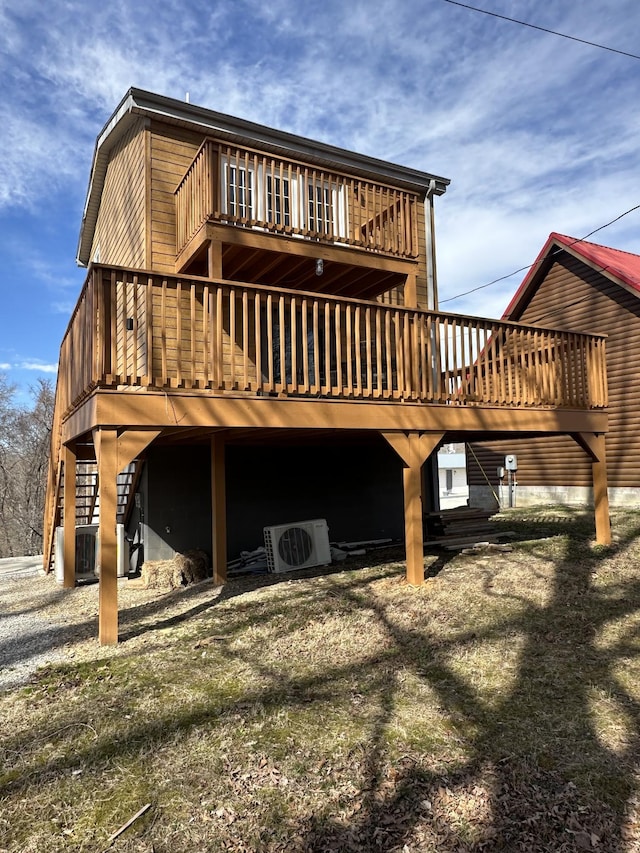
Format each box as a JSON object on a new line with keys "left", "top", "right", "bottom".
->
{"left": 20, "top": 361, "right": 58, "bottom": 374}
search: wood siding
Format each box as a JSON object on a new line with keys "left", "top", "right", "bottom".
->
{"left": 91, "top": 119, "right": 147, "bottom": 268}
{"left": 149, "top": 121, "right": 202, "bottom": 273}
{"left": 469, "top": 251, "right": 640, "bottom": 490}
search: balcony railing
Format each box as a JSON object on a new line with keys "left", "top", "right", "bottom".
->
{"left": 54, "top": 265, "right": 608, "bottom": 420}
{"left": 175, "top": 139, "right": 421, "bottom": 259}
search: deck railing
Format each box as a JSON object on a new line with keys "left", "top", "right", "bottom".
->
{"left": 53, "top": 265, "right": 608, "bottom": 420}
{"left": 175, "top": 139, "right": 421, "bottom": 259}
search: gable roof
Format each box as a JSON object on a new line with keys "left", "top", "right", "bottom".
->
{"left": 77, "top": 88, "right": 450, "bottom": 267}
{"left": 503, "top": 232, "right": 640, "bottom": 320}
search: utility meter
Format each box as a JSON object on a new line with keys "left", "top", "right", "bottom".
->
{"left": 497, "top": 466, "right": 505, "bottom": 479}
{"left": 505, "top": 454, "right": 518, "bottom": 471}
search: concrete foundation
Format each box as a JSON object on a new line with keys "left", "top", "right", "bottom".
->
{"left": 469, "top": 484, "right": 640, "bottom": 510}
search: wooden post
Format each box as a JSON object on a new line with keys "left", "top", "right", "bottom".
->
{"left": 211, "top": 432, "right": 227, "bottom": 585}
{"left": 208, "top": 239, "right": 223, "bottom": 280}
{"left": 94, "top": 428, "right": 119, "bottom": 645}
{"left": 381, "top": 431, "right": 444, "bottom": 585}
{"left": 404, "top": 274, "right": 418, "bottom": 309}
{"left": 593, "top": 449, "right": 611, "bottom": 545}
{"left": 573, "top": 432, "right": 611, "bottom": 546}
{"left": 403, "top": 461, "right": 424, "bottom": 585}
{"left": 62, "top": 443, "right": 77, "bottom": 588}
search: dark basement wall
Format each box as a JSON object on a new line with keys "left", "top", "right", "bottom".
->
{"left": 143, "top": 445, "right": 212, "bottom": 562}
{"left": 139, "top": 440, "right": 405, "bottom": 563}
{"left": 224, "top": 441, "right": 404, "bottom": 556}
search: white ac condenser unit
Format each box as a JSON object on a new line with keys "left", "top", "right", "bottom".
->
{"left": 54, "top": 524, "right": 128, "bottom": 583}
{"left": 264, "top": 519, "right": 331, "bottom": 573}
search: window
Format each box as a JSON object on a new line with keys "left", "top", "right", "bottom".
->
{"left": 227, "top": 165, "right": 253, "bottom": 218}
{"left": 308, "top": 182, "right": 331, "bottom": 234}
{"left": 267, "top": 175, "right": 291, "bottom": 227}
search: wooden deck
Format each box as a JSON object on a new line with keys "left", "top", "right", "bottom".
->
{"left": 44, "top": 262, "right": 611, "bottom": 644}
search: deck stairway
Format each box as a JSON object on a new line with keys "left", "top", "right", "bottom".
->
{"left": 48, "top": 461, "right": 142, "bottom": 571}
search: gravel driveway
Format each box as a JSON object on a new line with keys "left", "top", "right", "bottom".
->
{"left": 0, "top": 555, "right": 225, "bottom": 694}
{"left": 0, "top": 556, "right": 75, "bottom": 692}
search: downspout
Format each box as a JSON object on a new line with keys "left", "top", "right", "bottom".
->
{"left": 425, "top": 179, "right": 438, "bottom": 310}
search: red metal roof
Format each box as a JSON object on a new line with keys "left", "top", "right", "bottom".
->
{"left": 503, "top": 232, "right": 640, "bottom": 319}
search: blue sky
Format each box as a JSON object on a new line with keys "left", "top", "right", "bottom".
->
{"left": 1, "top": 0, "right": 639, "bottom": 402}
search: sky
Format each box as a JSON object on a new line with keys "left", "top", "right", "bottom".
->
{"left": 1, "top": 0, "right": 639, "bottom": 403}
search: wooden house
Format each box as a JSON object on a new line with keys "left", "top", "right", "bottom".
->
{"left": 467, "top": 232, "right": 640, "bottom": 509}
{"left": 43, "top": 91, "right": 611, "bottom": 644}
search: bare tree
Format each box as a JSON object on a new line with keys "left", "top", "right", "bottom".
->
{"left": 0, "top": 375, "right": 54, "bottom": 558}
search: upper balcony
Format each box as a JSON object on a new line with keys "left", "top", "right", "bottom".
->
{"left": 174, "top": 139, "right": 425, "bottom": 295}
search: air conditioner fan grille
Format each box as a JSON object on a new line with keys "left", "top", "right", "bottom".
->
{"left": 278, "top": 526, "right": 313, "bottom": 567}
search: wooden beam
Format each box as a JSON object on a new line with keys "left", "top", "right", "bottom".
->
{"left": 205, "top": 222, "right": 418, "bottom": 275}
{"left": 117, "top": 429, "right": 161, "bottom": 470}
{"left": 381, "top": 431, "right": 444, "bottom": 586}
{"left": 381, "top": 430, "right": 443, "bottom": 468}
{"left": 211, "top": 432, "right": 227, "bottom": 585}
{"left": 62, "top": 390, "right": 609, "bottom": 443}
{"left": 94, "top": 428, "right": 119, "bottom": 645}
{"left": 573, "top": 432, "right": 611, "bottom": 545}
{"left": 62, "top": 443, "right": 77, "bottom": 589}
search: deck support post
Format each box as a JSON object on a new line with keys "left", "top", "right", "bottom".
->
{"left": 93, "top": 428, "right": 161, "bottom": 645}
{"left": 211, "top": 432, "right": 227, "bottom": 585}
{"left": 404, "top": 274, "right": 418, "bottom": 308}
{"left": 94, "top": 427, "right": 119, "bottom": 645}
{"left": 62, "top": 443, "right": 77, "bottom": 588}
{"left": 573, "top": 432, "right": 611, "bottom": 545}
{"left": 208, "top": 239, "right": 223, "bottom": 280}
{"left": 381, "top": 431, "right": 444, "bottom": 585}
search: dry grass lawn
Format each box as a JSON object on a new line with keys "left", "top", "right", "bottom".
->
{"left": 1, "top": 507, "right": 640, "bottom": 852}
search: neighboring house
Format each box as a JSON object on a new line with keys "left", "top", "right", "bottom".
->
{"left": 468, "top": 232, "right": 640, "bottom": 509}
{"left": 437, "top": 444, "right": 468, "bottom": 509}
{"left": 44, "top": 91, "right": 611, "bottom": 644}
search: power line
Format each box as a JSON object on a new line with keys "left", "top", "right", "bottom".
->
{"left": 442, "top": 0, "right": 640, "bottom": 61}
{"left": 439, "top": 204, "right": 640, "bottom": 305}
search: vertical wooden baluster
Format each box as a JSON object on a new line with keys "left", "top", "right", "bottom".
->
{"left": 241, "top": 289, "right": 248, "bottom": 390}
{"left": 475, "top": 324, "right": 483, "bottom": 402}
{"left": 277, "top": 294, "right": 285, "bottom": 393}
{"left": 267, "top": 293, "right": 274, "bottom": 392}
{"left": 254, "top": 292, "right": 262, "bottom": 392}
{"left": 203, "top": 284, "right": 210, "bottom": 389}
{"left": 324, "top": 301, "right": 331, "bottom": 396}
{"left": 215, "top": 286, "right": 223, "bottom": 390}
{"left": 228, "top": 288, "right": 236, "bottom": 391}
{"left": 189, "top": 284, "right": 196, "bottom": 389}
{"left": 176, "top": 281, "right": 183, "bottom": 388}
{"left": 160, "top": 279, "right": 167, "bottom": 387}
{"left": 312, "top": 300, "right": 320, "bottom": 393}
{"left": 354, "top": 305, "right": 362, "bottom": 397}
{"left": 345, "top": 304, "right": 353, "bottom": 395}
{"left": 384, "top": 310, "right": 393, "bottom": 398}
{"left": 334, "top": 302, "right": 342, "bottom": 394}
{"left": 397, "top": 310, "right": 406, "bottom": 398}
{"left": 301, "top": 298, "right": 309, "bottom": 394}
{"left": 365, "top": 306, "right": 372, "bottom": 397}
{"left": 290, "top": 297, "right": 297, "bottom": 394}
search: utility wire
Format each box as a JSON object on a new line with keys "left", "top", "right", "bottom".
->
{"left": 439, "top": 203, "right": 640, "bottom": 305}
{"left": 442, "top": 0, "right": 640, "bottom": 61}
